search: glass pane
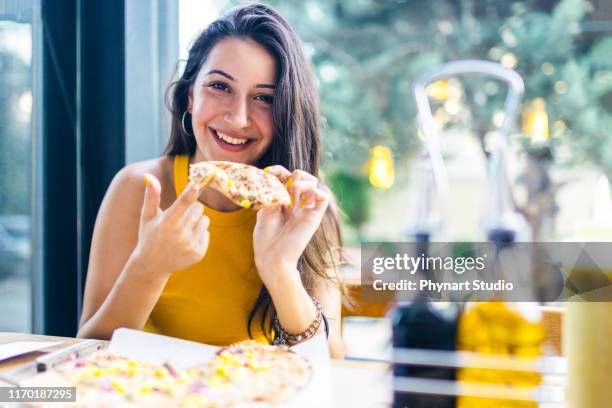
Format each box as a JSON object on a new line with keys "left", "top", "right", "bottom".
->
{"left": 0, "top": 19, "right": 32, "bottom": 332}
{"left": 125, "top": 1, "right": 179, "bottom": 163}
{"left": 179, "top": 0, "right": 224, "bottom": 62}
{"left": 249, "top": 0, "right": 612, "bottom": 243}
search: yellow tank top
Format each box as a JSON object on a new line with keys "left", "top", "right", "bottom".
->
{"left": 144, "top": 155, "right": 269, "bottom": 345}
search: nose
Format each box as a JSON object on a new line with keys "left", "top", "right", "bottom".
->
{"left": 224, "top": 96, "right": 250, "bottom": 129}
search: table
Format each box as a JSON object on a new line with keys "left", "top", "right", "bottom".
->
{"left": 0, "top": 332, "right": 392, "bottom": 407}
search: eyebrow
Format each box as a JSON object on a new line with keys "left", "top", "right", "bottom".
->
{"left": 205, "top": 69, "right": 275, "bottom": 90}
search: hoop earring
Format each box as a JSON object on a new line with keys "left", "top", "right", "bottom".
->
{"left": 181, "top": 111, "right": 193, "bottom": 136}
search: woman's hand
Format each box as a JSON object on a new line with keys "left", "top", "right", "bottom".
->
{"left": 131, "top": 174, "right": 210, "bottom": 279}
{"left": 253, "top": 166, "right": 330, "bottom": 289}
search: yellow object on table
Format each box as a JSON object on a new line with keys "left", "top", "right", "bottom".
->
{"left": 564, "top": 302, "right": 612, "bottom": 408}
{"left": 562, "top": 191, "right": 612, "bottom": 408}
{"left": 456, "top": 301, "right": 544, "bottom": 408}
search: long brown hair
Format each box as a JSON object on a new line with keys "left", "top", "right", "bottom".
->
{"left": 164, "top": 3, "right": 347, "bottom": 341}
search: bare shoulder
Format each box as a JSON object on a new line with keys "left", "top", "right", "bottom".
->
{"left": 109, "top": 156, "right": 175, "bottom": 210}
{"left": 112, "top": 156, "right": 172, "bottom": 190}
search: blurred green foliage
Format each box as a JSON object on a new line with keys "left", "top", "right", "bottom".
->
{"left": 326, "top": 171, "right": 371, "bottom": 236}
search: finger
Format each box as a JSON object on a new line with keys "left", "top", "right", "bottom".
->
{"left": 141, "top": 173, "right": 162, "bottom": 225}
{"left": 197, "top": 230, "right": 210, "bottom": 256}
{"left": 312, "top": 186, "right": 331, "bottom": 208}
{"left": 264, "top": 165, "right": 292, "bottom": 183}
{"left": 181, "top": 201, "right": 205, "bottom": 226}
{"left": 302, "top": 187, "right": 331, "bottom": 214}
{"left": 288, "top": 179, "right": 317, "bottom": 208}
{"left": 256, "top": 204, "right": 283, "bottom": 223}
{"left": 291, "top": 169, "right": 318, "bottom": 183}
{"left": 166, "top": 182, "right": 201, "bottom": 220}
{"left": 193, "top": 213, "right": 210, "bottom": 233}
{"left": 299, "top": 190, "right": 316, "bottom": 209}
{"left": 193, "top": 216, "right": 210, "bottom": 255}
{"left": 288, "top": 170, "right": 318, "bottom": 204}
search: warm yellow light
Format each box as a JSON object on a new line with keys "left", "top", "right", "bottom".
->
{"left": 368, "top": 146, "right": 395, "bottom": 189}
{"left": 522, "top": 98, "right": 549, "bottom": 143}
{"left": 500, "top": 53, "right": 518, "bottom": 69}
{"left": 427, "top": 80, "right": 451, "bottom": 102}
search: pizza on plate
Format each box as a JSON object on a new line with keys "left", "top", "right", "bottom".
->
{"left": 189, "top": 161, "right": 291, "bottom": 210}
{"left": 25, "top": 340, "right": 312, "bottom": 407}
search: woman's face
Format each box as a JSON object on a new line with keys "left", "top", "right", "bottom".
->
{"left": 188, "top": 38, "right": 277, "bottom": 165}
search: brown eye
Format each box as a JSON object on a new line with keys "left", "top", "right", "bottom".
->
{"left": 209, "top": 82, "right": 230, "bottom": 92}
{"left": 255, "top": 94, "right": 274, "bottom": 104}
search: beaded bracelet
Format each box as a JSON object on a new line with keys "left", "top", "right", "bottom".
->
{"left": 273, "top": 296, "right": 323, "bottom": 346}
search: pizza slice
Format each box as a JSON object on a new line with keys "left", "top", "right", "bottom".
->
{"left": 210, "top": 340, "right": 312, "bottom": 404}
{"left": 189, "top": 161, "right": 291, "bottom": 210}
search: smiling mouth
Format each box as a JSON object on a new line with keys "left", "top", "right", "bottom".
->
{"left": 210, "top": 127, "right": 254, "bottom": 151}
{"left": 211, "top": 128, "right": 251, "bottom": 144}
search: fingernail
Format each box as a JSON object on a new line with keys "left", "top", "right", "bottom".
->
{"left": 300, "top": 196, "right": 308, "bottom": 208}
{"left": 285, "top": 177, "right": 293, "bottom": 188}
{"left": 143, "top": 174, "right": 151, "bottom": 187}
{"left": 263, "top": 166, "right": 271, "bottom": 173}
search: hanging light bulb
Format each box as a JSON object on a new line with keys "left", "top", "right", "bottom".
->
{"left": 369, "top": 145, "right": 395, "bottom": 189}
{"left": 522, "top": 98, "right": 549, "bottom": 143}
{"left": 427, "top": 79, "right": 451, "bottom": 102}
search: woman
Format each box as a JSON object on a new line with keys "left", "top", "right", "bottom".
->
{"left": 77, "top": 3, "right": 346, "bottom": 358}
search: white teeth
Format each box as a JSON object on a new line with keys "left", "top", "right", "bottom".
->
{"left": 216, "top": 131, "right": 248, "bottom": 145}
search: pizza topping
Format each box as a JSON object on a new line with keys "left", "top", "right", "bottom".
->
{"left": 139, "top": 385, "right": 153, "bottom": 394}
{"left": 189, "top": 161, "right": 291, "bottom": 209}
{"left": 112, "top": 380, "right": 126, "bottom": 394}
{"left": 154, "top": 368, "right": 168, "bottom": 379}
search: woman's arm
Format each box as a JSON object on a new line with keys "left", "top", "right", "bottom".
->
{"left": 77, "top": 164, "right": 148, "bottom": 339}
{"left": 77, "top": 254, "right": 170, "bottom": 340}
{"left": 78, "top": 163, "right": 210, "bottom": 339}
{"left": 253, "top": 166, "right": 345, "bottom": 357}
{"left": 78, "top": 164, "right": 165, "bottom": 339}
{"left": 313, "top": 271, "right": 344, "bottom": 358}
{"left": 266, "top": 267, "right": 344, "bottom": 358}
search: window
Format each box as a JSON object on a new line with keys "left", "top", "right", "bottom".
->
{"left": 255, "top": 0, "right": 612, "bottom": 243}
{"left": 125, "top": 0, "right": 179, "bottom": 163}
{"left": 0, "top": 9, "right": 33, "bottom": 332}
